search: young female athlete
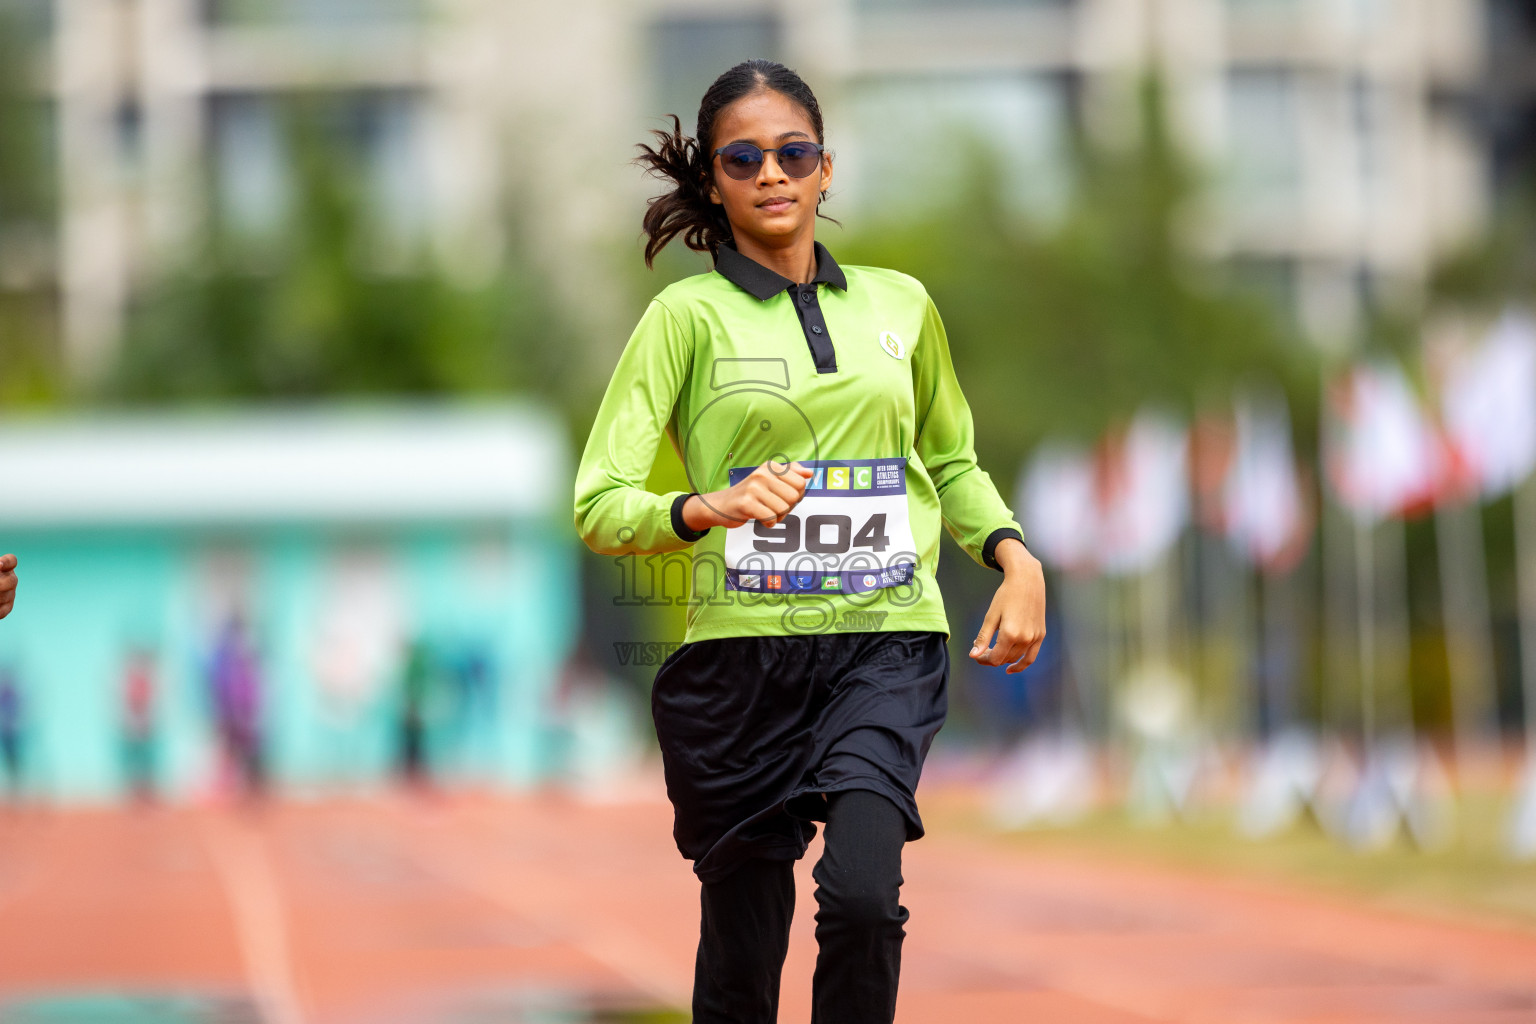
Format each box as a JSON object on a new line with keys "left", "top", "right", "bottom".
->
{"left": 573, "top": 60, "right": 1046, "bottom": 1023}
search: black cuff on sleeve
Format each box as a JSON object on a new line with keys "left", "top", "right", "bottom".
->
{"left": 670, "top": 492, "right": 711, "bottom": 543}
{"left": 981, "top": 527, "right": 1024, "bottom": 572}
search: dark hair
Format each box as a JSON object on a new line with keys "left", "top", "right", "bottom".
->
{"left": 635, "top": 59, "right": 833, "bottom": 268}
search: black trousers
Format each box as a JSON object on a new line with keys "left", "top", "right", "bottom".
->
{"left": 651, "top": 630, "right": 948, "bottom": 883}
{"left": 693, "top": 789, "right": 909, "bottom": 1024}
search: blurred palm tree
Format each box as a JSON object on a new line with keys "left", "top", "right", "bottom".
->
{"left": 1431, "top": 170, "right": 1536, "bottom": 313}
{"left": 838, "top": 73, "right": 1318, "bottom": 497}
{"left": 109, "top": 92, "right": 572, "bottom": 405}
{"left": 0, "top": 3, "right": 58, "bottom": 405}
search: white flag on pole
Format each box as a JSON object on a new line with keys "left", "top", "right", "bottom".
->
{"left": 1097, "top": 410, "right": 1189, "bottom": 576}
{"left": 1441, "top": 309, "right": 1536, "bottom": 501}
{"left": 1019, "top": 441, "right": 1100, "bottom": 572}
{"left": 1224, "top": 388, "right": 1304, "bottom": 570}
{"left": 1326, "top": 361, "right": 1442, "bottom": 523}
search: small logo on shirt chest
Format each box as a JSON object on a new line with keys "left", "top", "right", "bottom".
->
{"left": 879, "top": 330, "right": 905, "bottom": 359}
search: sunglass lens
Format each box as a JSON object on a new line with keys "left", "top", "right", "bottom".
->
{"left": 718, "top": 144, "right": 762, "bottom": 180}
{"left": 778, "top": 142, "right": 821, "bottom": 178}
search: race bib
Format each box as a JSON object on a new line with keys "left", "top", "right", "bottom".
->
{"left": 724, "top": 457, "right": 918, "bottom": 594}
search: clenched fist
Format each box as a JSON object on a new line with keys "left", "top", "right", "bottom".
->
{"left": 681, "top": 459, "right": 814, "bottom": 532}
{"left": 0, "top": 554, "right": 16, "bottom": 620}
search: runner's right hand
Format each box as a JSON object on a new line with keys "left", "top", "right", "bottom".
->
{"left": 708, "top": 460, "right": 813, "bottom": 528}
{"left": 0, "top": 554, "right": 16, "bottom": 620}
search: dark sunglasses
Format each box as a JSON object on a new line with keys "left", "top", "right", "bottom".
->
{"left": 712, "top": 140, "right": 826, "bottom": 180}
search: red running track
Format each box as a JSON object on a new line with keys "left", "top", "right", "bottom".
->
{"left": 0, "top": 776, "right": 1533, "bottom": 1023}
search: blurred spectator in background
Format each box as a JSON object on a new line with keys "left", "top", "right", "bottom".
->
{"left": 0, "top": 667, "right": 23, "bottom": 802}
{"left": 445, "top": 641, "right": 496, "bottom": 775}
{"left": 397, "top": 639, "right": 438, "bottom": 792}
{"left": 120, "top": 648, "right": 158, "bottom": 804}
{"left": 209, "top": 614, "right": 265, "bottom": 802}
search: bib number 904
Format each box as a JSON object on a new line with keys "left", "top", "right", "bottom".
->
{"left": 753, "top": 512, "right": 891, "bottom": 554}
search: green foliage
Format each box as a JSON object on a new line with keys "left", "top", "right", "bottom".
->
{"left": 0, "top": 291, "right": 55, "bottom": 406}
{"left": 106, "top": 94, "right": 570, "bottom": 405}
{"left": 0, "top": 3, "right": 59, "bottom": 406}
{"left": 1430, "top": 168, "right": 1536, "bottom": 312}
{"left": 0, "top": 5, "right": 48, "bottom": 226}
{"left": 836, "top": 75, "right": 1317, "bottom": 492}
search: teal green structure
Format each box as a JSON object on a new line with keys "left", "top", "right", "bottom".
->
{"left": 0, "top": 405, "right": 581, "bottom": 804}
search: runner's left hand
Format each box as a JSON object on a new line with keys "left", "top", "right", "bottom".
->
{"left": 969, "top": 540, "right": 1044, "bottom": 674}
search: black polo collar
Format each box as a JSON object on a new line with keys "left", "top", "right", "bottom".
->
{"left": 713, "top": 240, "right": 848, "bottom": 300}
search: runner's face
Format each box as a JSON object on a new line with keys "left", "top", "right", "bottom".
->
{"left": 707, "top": 89, "right": 833, "bottom": 248}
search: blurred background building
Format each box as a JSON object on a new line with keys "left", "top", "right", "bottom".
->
{"left": 3, "top": 0, "right": 1536, "bottom": 811}
{"left": 0, "top": 0, "right": 1518, "bottom": 378}
{"left": 0, "top": 404, "right": 585, "bottom": 802}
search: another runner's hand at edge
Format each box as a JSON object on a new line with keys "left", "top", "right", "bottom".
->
{"left": 0, "top": 554, "right": 17, "bottom": 620}
{"left": 682, "top": 460, "right": 814, "bottom": 531}
{"left": 970, "top": 538, "right": 1045, "bottom": 674}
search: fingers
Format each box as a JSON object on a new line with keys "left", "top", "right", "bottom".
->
{"left": 972, "top": 611, "right": 1046, "bottom": 671}
{"left": 1005, "top": 637, "right": 1045, "bottom": 675}
{"left": 755, "top": 501, "right": 793, "bottom": 527}
{"left": 751, "top": 484, "right": 796, "bottom": 526}
{"left": 760, "top": 470, "right": 804, "bottom": 507}
{"left": 988, "top": 638, "right": 1027, "bottom": 670}
{"left": 1026, "top": 635, "right": 1044, "bottom": 664}
{"left": 0, "top": 554, "right": 15, "bottom": 621}
{"left": 720, "top": 461, "right": 817, "bottom": 528}
{"left": 763, "top": 460, "right": 812, "bottom": 497}
{"left": 969, "top": 608, "right": 1000, "bottom": 661}
{"left": 748, "top": 460, "right": 811, "bottom": 525}
{"left": 763, "top": 459, "right": 813, "bottom": 486}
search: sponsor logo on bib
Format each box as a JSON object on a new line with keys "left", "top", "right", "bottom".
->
{"left": 879, "top": 330, "right": 905, "bottom": 359}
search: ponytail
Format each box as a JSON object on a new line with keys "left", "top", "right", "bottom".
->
{"left": 635, "top": 59, "right": 830, "bottom": 269}
{"left": 635, "top": 114, "right": 732, "bottom": 269}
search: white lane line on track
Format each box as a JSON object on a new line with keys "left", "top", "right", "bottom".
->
{"left": 198, "top": 814, "right": 309, "bottom": 1024}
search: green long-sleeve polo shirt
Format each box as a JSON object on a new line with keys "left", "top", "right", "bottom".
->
{"left": 573, "top": 240, "right": 1024, "bottom": 644}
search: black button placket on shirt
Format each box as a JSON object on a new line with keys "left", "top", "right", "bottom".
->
{"left": 672, "top": 240, "right": 851, "bottom": 543}
{"left": 711, "top": 239, "right": 848, "bottom": 376}
{"left": 688, "top": 240, "right": 1027, "bottom": 571}
{"left": 793, "top": 282, "right": 837, "bottom": 373}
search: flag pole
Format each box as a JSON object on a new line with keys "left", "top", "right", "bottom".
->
{"left": 1435, "top": 497, "right": 1496, "bottom": 790}
{"left": 1354, "top": 516, "right": 1376, "bottom": 756}
{"left": 1507, "top": 471, "right": 1536, "bottom": 858}
{"left": 1319, "top": 367, "right": 1350, "bottom": 758}
{"left": 1381, "top": 515, "right": 1414, "bottom": 742}
{"left": 1259, "top": 562, "right": 1298, "bottom": 739}
{"left": 1060, "top": 571, "right": 1098, "bottom": 741}
{"left": 1512, "top": 471, "right": 1536, "bottom": 770}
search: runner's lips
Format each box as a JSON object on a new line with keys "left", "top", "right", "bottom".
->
{"left": 758, "top": 196, "right": 794, "bottom": 211}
